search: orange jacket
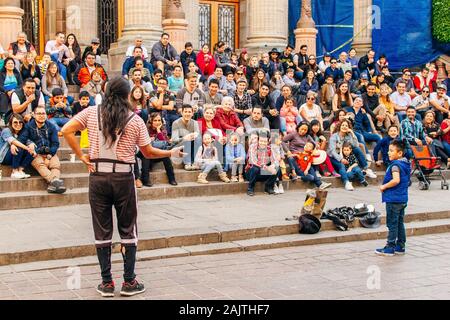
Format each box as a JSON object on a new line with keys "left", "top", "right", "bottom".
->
{"left": 75, "top": 63, "right": 108, "bottom": 88}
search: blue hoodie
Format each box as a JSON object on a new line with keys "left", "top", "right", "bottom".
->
{"left": 382, "top": 158, "right": 411, "bottom": 203}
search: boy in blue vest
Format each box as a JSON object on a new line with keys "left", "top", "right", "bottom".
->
{"left": 375, "top": 140, "right": 411, "bottom": 256}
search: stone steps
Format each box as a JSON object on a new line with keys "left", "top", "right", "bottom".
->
{"left": 1, "top": 209, "right": 450, "bottom": 268}
{"left": 0, "top": 174, "right": 387, "bottom": 210}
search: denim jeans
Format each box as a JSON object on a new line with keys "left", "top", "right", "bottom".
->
{"left": 351, "top": 145, "right": 369, "bottom": 169}
{"left": 330, "top": 157, "right": 349, "bottom": 184}
{"left": 443, "top": 141, "right": 450, "bottom": 157}
{"left": 1, "top": 148, "right": 34, "bottom": 169}
{"left": 49, "top": 117, "right": 70, "bottom": 131}
{"left": 346, "top": 166, "right": 365, "bottom": 183}
{"left": 354, "top": 131, "right": 369, "bottom": 153}
{"left": 246, "top": 166, "right": 278, "bottom": 191}
{"left": 386, "top": 202, "right": 407, "bottom": 248}
{"left": 287, "top": 157, "right": 321, "bottom": 187}
{"left": 201, "top": 160, "right": 223, "bottom": 174}
{"left": 50, "top": 53, "right": 67, "bottom": 81}
{"left": 359, "top": 131, "right": 381, "bottom": 144}
{"left": 163, "top": 111, "right": 181, "bottom": 137}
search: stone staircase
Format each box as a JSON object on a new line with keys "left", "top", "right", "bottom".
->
{"left": 0, "top": 82, "right": 449, "bottom": 270}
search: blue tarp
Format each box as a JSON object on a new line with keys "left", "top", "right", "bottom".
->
{"left": 372, "top": 0, "right": 444, "bottom": 69}
{"left": 288, "top": 0, "right": 354, "bottom": 57}
{"left": 288, "top": 0, "right": 448, "bottom": 69}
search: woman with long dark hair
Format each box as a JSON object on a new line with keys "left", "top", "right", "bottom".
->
{"left": 65, "top": 33, "right": 82, "bottom": 85}
{"left": 138, "top": 112, "right": 178, "bottom": 187}
{"left": 0, "top": 113, "right": 34, "bottom": 179}
{"left": 61, "top": 77, "right": 184, "bottom": 298}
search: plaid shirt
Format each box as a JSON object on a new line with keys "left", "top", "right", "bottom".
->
{"left": 233, "top": 91, "right": 252, "bottom": 113}
{"left": 247, "top": 143, "right": 274, "bottom": 171}
{"left": 400, "top": 118, "right": 426, "bottom": 144}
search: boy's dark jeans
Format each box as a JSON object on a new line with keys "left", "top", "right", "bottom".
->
{"left": 386, "top": 202, "right": 407, "bottom": 248}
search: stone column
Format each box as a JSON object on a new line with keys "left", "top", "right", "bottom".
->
{"left": 181, "top": 0, "right": 199, "bottom": 49}
{"left": 294, "top": 0, "right": 318, "bottom": 55}
{"left": 0, "top": 0, "right": 24, "bottom": 49}
{"left": 109, "top": 0, "right": 163, "bottom": 71}
{"left": 353, "top": 0, "right": 373, "bottom": 54}
{"left": 162, "top": 0, "right": 188, "bottom": 53}
{"left": 65, "top": 0, "right": 97, "bottom": 47}
{"left": 244, "top": 0, "right": 288, "bottom": 53}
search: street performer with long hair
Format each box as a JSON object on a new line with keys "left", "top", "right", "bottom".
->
{"left": 61, "top": 77, "right": 184, "bottom": 298}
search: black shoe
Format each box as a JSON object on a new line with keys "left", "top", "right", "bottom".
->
{"left": 120, "top": 279, "right": 146, "bottom": 297}
{"left": 264, "top": 187, "right": 275, "bottom": 195}
{"left": 143, "top": 181, "right": 153, "bottom": 187}
{"left": 247, "top": 189, "right": 255, "bottom": 196}
{"left": 96, "top": 281, "right": 115, "bottom": 298}
{"left": 169, "top": 180, "right": 178, "bottom": 186}
{"left": 361, "top": 180, "right": 369, "bottom": 187}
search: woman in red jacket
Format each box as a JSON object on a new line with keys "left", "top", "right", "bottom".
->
{"left": 196, "top": 44, "right": 216, "bottom": 78}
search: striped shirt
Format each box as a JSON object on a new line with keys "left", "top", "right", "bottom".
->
{"left": 73, "top": 106, "right": 151, "bottom": 163}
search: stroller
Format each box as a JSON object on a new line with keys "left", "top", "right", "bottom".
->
{"left": 410, "top": 144, "right": 449, "bottom": 190}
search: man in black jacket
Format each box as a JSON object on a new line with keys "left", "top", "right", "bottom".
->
{"left": 251, "top": 83, "right": 280, "bottom": 130}
{"left": 358, "top": 49, "right": 377, "bottom": 78}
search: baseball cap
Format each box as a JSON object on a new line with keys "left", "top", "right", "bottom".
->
{"left": 437, "top": 83, "right": 447, "bottom": 91}
{"left": 91, "top": 38, "right": 100, "bottom": 44}
{"left": 360, "top": 73, "right": 369, "bottom": 80}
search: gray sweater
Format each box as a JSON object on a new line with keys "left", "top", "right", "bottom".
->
{"left": 171, "top": 118, "right": 200, "bottom": 145}
{"left": 243, "top": 117, "right": 270, "bottom": 135}
{"left": 327, "top": 132, "right": 359, "bottom": 162}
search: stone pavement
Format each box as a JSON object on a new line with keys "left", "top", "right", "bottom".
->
{"left": 1, "top": 233, "right": 450, "bottom": 300}
{"left": 1, "top": 186, "right": 449, "bottom": 254}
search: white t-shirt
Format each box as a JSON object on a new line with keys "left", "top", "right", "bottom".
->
{"left": 430, "top": 92, "right": 449, "bottom": 107}
{"left": 126, "top": 45, "right": 149, "bottom": 59}
{"left": 390, "top": 91, "right": 411, "bottom": 108}
{"left": 11, "top": 92, "right": 45, "bottom": 116}
{"left": 299, "top": 103, "right": 322, "bottom": 121}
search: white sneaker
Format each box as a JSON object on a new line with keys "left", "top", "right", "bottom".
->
{"left": 274, "top": 184, "right": 280, "bottom": 194}
{"left": 20, "top": 172, "right": 31, "bottom": 178}
{"left": 365, "top": 168, "right": 377, "bottom": 179}
{"left": 278, "top": 183, "right": 285, "bottom": 194}
{"left": 11, "top": 171, "right": 25, "bottom": 179}
{"left": 316, "top": 172, "right": 322, "bottom": 178}
{"left": 345, "top": 181, "right": 354, "bottom": 191}
{"left": 365, "top": 154, "right": 373, "bottom": 162}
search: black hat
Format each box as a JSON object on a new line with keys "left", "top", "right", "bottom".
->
{"left": 269, "top": 48, "right": 281, "bottom": 56}
{"left": 359, "top": 211, "right": 381, "bottom": 229}
{"left": 299, "top": 214, "right": 322, "bottom": 234}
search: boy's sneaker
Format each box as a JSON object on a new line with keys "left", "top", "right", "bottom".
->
{"left": 278, "top": 183, "right": 285, "bottom": 194}
{"left": 344, "top": 181, "right": 354, "bottom": 191}
{"left": 96, "top": 281, "right": 115, "bottom": 298}
{"left": 324, "top": 171, "right": 332, "bottom": 177}
{"left": 120, "top": 279, "right": 146, "bottom": 297}
{"left": 375, "top": 246, "right": 395, "bottom": 256}
{"left": 394, "top": 244, "right": 406, "bottom": 255}
{"left": 364, "top": 168, "right": 377, "bottom": 179}
{"left": 361, "top": 180, "right": 369, "bottom": 187}
{"left": 319, "top": 182, "right": 332, "bottom": 190}
{"left": 273, "top": 184, "right": 280, "bottom": 194}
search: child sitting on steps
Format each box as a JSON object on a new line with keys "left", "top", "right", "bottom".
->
{"left": 195, "top": 133, "right": 230, "bottom": 184}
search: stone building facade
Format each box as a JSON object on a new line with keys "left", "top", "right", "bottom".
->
{"left": 0, "top": 0, "right": 448, "bottom": 75}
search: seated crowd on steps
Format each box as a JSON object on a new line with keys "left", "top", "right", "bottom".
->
{"left": 0, "top": 31, "right": 449, "bottom": 195}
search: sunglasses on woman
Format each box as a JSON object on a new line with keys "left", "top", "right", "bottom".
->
{"left": 12, "top": 121, "right": 23, "bottom": 125}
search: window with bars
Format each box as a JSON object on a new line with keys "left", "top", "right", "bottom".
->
{"left": 20, "top": 0, "right": 41, "bottom": 54}
{"left": 98, "top": 0, "right": 119, "bottom": 51}
{"left": 218, "top": 4, "right": 235, "bottom": 51}
{"left": 199, "top": 3, "right": 212, "bottom": 49}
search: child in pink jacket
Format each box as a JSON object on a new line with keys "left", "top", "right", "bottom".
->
{"left": 280, "top": 96, "right": 300, "bottom": 134}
